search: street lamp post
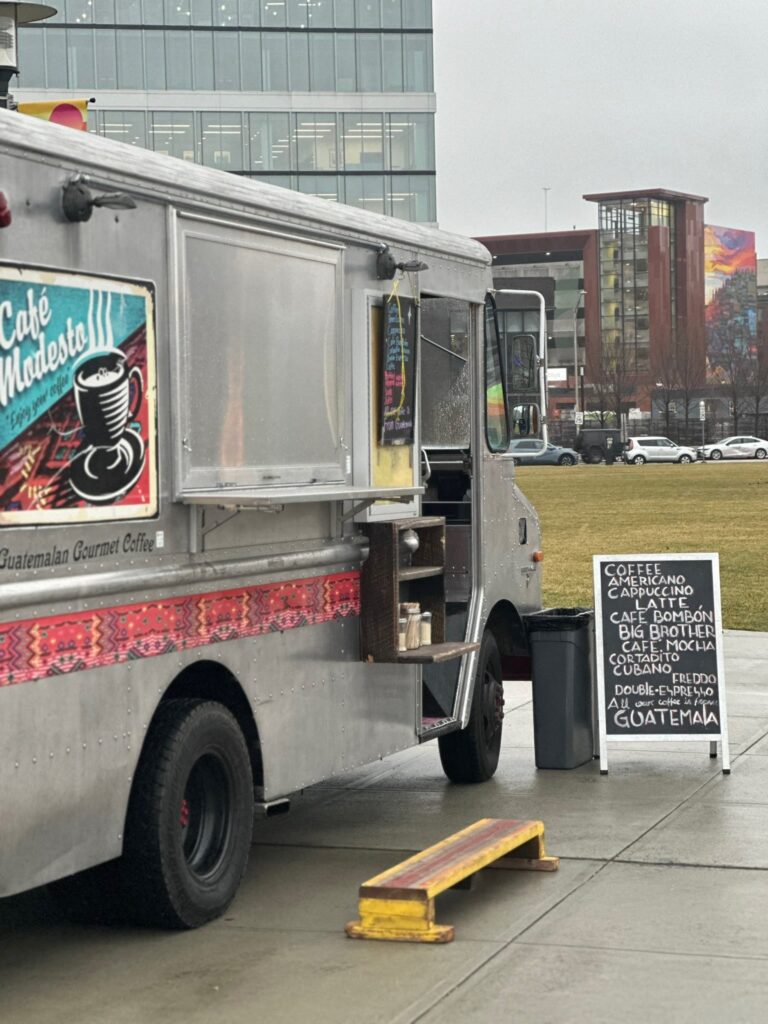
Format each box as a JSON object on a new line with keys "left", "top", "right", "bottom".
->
{"left": 0, "top": 2, "right": 57, "bottom": 110}
{"left": 542, "top": 187, "right": 550, "bottom": 232}
{"left": 572, "top": 289, "right": 586, "bottom": 422}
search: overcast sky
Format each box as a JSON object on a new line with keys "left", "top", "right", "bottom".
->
{"left": 432, "top": 0, "right": 768, "bottom": 253}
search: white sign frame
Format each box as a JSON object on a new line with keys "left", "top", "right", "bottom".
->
{"left": 593, "top": 552, "right": 730, "bottom": 775}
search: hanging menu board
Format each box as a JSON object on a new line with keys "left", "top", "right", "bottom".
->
{"left": 593, "top": 553, "right": 730, "bottom": 774}
{"left": 380, "top": 293, "right": 416, "bottom": 446}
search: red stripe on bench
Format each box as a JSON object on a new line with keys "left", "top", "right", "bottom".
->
{"left": 367, "top": 820, "right": 529, "bottom": 891}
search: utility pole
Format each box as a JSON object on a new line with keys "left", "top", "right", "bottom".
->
{"left": 542, "top": 187, "right": 551, "bottom": 232}
{"left": 573, "top": 290, "right": 586, "bottom": 422}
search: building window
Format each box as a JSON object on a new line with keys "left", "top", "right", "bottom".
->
{"left": 403, "top": 33, "right": 432, "bottom": 91}
{"left": 166, "top": 31, "right": 193, "bottom": 89}
{"left": 262, "top": 32, "right": 289, "bottom": 90}
{"left": 260, "top": 1, "right": 287, "bottom": 26}
{"left": 387, "top": 113, "right": 433, "bottom": 170}
{"left": 17, "top": 28, "right": 46, "bottom": 88}
{"left": 343, "top": 113, "right": 384, "bottom": 169}
{"left": 381, "top": 33, "right": 403, "bottom": 90}
{"left": 335, "top": 0, "right": 355, "bottom": 28}
{"left": 382, "top": 0, "right": 402, "bottom": 28}
{"left": 151, "top": 112, "right": 196, "bottom": 161}
{"left": 357, "top": 33, "right": 382, "bottom": 91}
{"left": 44, "top": 28, "right": 68, "bottom": 88}
{"left": 193, "top": 31, "right": 215, "bottom": 90}
{"left": 67, "top": 28, "right": 96, "bottom": 88}
{"left": 344, "top": 174, "right": 386, "bottom": 215}
{"left": 212, "top": 0, "right": 237, "bottom": 24}
{"left": 295, "top": 114, "right": 338, "bottom": 171}
{"left": 99, "top": 110, "right": 148, "bottom": 148}
{"left": 201, "top": 113, "right": 244, "bottom": 170}
{"left": 335, "top": 32, "right": 356, "bottom": 90}
{"left": 249, "top": 111, "right": 292, "bottom": 171}
{"left": 214, "top": 32, "right": 241, "bottom": 89}
{"left": 297, "top": 174, "right": 340, "bottom": 201}
{"left": 144, "top": 30, "right": 167, "bottom": 89}
{"left": 356, "top": 0, "right": 381, "bottom": 28}
{"left": 309, "top": 33, "right": 335, "bottom": 90}
{"left": 117, "top": 31, "right": 145, "bottom": 89}
{"left": 402, "top": 0, "right": 431, "bottom": 28}
{"left": 387, "top": 174, "right": 435, "bottom": 222}
{"left": 288, "top": 30, "right": 310, "bottom": 90}
{"left": 94, "top": 26, "right": 117, "bottom": 88}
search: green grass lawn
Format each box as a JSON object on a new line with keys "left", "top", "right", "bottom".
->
{"left": 515, "top": 461, "right": 768, "bottom": 631}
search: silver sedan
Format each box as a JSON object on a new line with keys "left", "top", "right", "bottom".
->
{"left": 697, "top": 435, "right": 768, "bottom": 460}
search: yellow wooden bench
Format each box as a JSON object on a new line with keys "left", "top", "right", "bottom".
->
{"left": 345, "top": 817, "right": 558, "bottom": 943}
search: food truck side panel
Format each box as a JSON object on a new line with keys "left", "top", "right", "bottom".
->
{"left": 0, "top": 114, "right": 541, "bottom": 907}
{"left": 0, "top": 128, "right": 427, "bottom": 895}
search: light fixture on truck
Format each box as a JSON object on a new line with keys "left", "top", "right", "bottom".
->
{"left": 376, "top": 244, "right": 429, "bottom": 280}
{"left": 62, "top": 173, "right": 137, "bottom": 223}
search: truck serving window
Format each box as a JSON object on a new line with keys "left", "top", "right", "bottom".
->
{"left": 484, "top": 294, "right": 509, "bottom": 452}
{"left": 420, "top": 297, "right": 471, "bottom": 449}
{"left": 172, "top": 214, "right": 345, "bottom": 496}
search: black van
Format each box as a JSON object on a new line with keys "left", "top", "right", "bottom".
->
{"left": 574, "top": 428, "right": 624, "bottom": 464}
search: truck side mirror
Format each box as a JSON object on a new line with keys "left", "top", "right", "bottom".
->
{"left": 503, "top": 334, "right": 537, "bottom": 391}
{"left": 510, "top": 403, "right": 540, "bottom": 438}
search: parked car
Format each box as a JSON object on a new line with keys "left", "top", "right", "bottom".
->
{"left": 697, "top": 435, "right": 768, "bottom": 461}
{"left": 574, "top": 427, "right": 624, "bottom": 464}
{"left": 624, "top": 436, "right": 698, "bottom": 464}
{"left": 510, "top": 440, "right": 579, "bottom": 466}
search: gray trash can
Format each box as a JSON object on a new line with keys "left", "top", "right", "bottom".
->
{"left": 524, "top": 607, "right": 595, "bottom": 769}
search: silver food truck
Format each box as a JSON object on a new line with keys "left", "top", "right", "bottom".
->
{"left": 0, "top": 109, "right": 546, "bottom": 928}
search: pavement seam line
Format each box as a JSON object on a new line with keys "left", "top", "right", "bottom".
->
{"left": 514, "top": 939, "right": 768, "bottom": 962}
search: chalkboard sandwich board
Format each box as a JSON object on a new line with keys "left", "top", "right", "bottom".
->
{"left": 380, "top": 292, "right": 416, "bottom": 446}
{"left": 593, "top": 553, "right": 730, "bottom": 774}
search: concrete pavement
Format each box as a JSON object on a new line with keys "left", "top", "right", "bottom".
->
{"left": 2, "top": 629, "right": 767, "bottom": 1024}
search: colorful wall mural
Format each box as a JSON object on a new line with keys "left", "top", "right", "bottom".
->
{"left": 704, "top": 226, "right": 757, "bottom": 372}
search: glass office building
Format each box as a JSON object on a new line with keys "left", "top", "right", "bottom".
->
{"left": 17, "top": 0, "right": 436, "bottom": 222}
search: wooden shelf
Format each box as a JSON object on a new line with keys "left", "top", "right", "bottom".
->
{"left": 360, "top": 517, "right": 447, "bottom": 663}
{"left": 397, "top": 641, "right": 480, "bottom": 664}
{"left": 398, "top": 565, "right": 443, "bottom": 581}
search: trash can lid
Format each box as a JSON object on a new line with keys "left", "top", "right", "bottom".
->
{"left": 524, "top": 607, "right": 594, "bottom": 631}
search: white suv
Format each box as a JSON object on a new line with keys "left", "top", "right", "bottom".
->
{"left": 624, "top": 436, "right": 697, "bottom": 464}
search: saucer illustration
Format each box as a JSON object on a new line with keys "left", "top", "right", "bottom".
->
{"left": 68, "top": 430, "right": 145, "bottom": 504}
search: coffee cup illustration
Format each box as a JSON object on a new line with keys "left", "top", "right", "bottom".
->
{"left": 68, "top": 349, "right": 146, "bottom": 503}
{"left": 74, "top": 349, "right": 143, "bottom": 448}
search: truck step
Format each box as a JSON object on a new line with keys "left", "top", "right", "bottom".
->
{"left": 345, "top": 818, "right": 558, "bottom": 943}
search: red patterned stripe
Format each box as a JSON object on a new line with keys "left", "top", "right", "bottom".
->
{"left": 0, "top": 571, "right": 360, "bottom": 688}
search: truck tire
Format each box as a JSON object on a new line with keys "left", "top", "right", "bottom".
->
{"left": 587, "top": 447, "right": 603, "bottom": 464}
{"left": 438, "top": 632, "right": 504, "bottom": 784}
{"left": 120, "top": 699, "right": 253, "bottom": 929}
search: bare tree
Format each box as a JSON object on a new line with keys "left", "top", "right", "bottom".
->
{"left": 600, "top": 335, "right": 636, "bottom": 428}
{"left": 650, "top": 336, "right": 678, "bottom": 436}
{"left": 585, "top": 341, "right": 612, "bottom": 426}
{"left": 674, "top": 325, "right": 706, "bottom": 440}
{"left": 716, "top": 334, "right": 753, "bottom": 433}
{"left": 747, "top": 329, "right": 768, "bottom": 436}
